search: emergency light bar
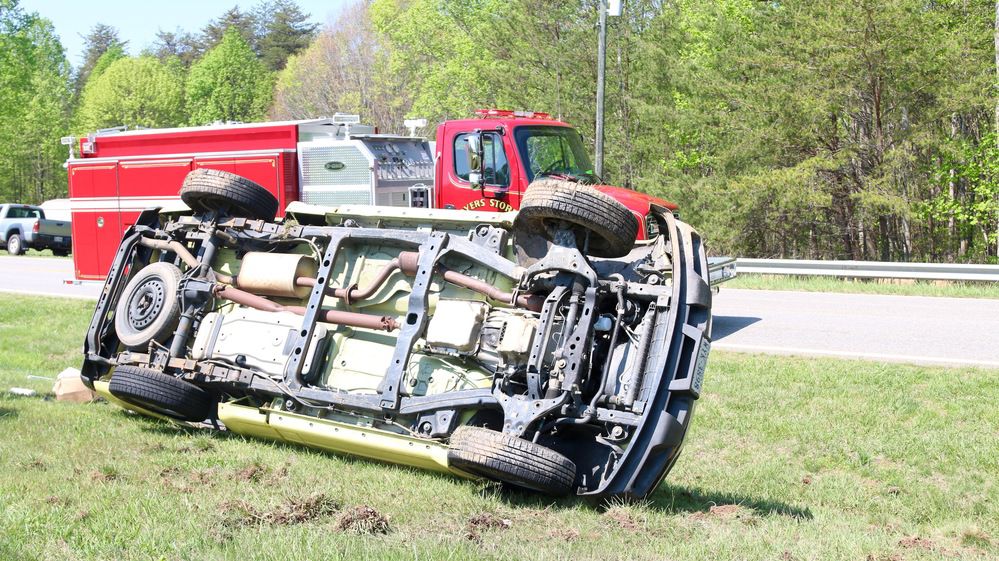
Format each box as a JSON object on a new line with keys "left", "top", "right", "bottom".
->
{"left": 475, "top": 109, "right": 553, "bottom": 120}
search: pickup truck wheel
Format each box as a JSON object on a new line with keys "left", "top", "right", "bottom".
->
{"left": 6, "top": 233, "right": 23, "bottom": 255}
{"left": 180, "top": 168, "right": 279, "bottom": 220}
{"left": 447, "top": 426, "right": 576, "bottom": 495}
{"left": 515, "top": 179, "right": 638, "bottom": 258}
{"left": 109, "top": 365, "right": 215, "bottom": 421}
{"left": 114, "top": 262, "right": 182, "bottom": 350}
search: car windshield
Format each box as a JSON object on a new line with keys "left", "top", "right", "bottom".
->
{"left": 514, "top": 126, "right": 597, "bottom": 184}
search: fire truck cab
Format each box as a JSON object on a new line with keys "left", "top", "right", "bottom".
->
{"left": 67, "top": 111, "right": 680, "bottom": 280}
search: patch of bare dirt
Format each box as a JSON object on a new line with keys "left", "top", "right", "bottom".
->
{"left": 604, "top": 507, "right": 640, "bottom": 532}
{"left": 865, "top": 554, "right": 903, "bottom": 561}
{"left": 90, "top": 467, "right": 120, "bottom": 483}
{"left": 336, "top": 505, "right": 390, "bottom": 535}
{"left": 236, "top": 462, "right": 266, "bottom": 482}
{"left": 220, "top": 494, "right": 341, "bottom": 529}
{"left": 898, "top": 536, "right": 936, "bottom": 551}
{"left": 21, "top": 459, "right": 46, "bottom": 471}
{"left": 547, "top": 527, "right": 580, "bottom": 541}
{"left": 44, "top": 495, "right": 69, "bottom": 507}
{"left": 466, "top": 512, "right": 512, "bottom": 541}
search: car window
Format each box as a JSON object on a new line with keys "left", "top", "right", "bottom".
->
{"left": 454, "top": 132, "right": 510, "bottom": 187}
{"left": 7, "top": 207, "right": 39, "bottom": 219}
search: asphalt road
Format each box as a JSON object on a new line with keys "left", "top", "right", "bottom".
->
{"left": 1, "top": 255, "right": 997, "bottom": 368}
{"left": 0, "top": 255, "right": 102, "bottom": 300}
{"left": 712, "top": 288, "right": 999, "bottom": 368}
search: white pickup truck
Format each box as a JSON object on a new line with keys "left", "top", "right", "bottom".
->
{"left": 0, "top": 204, "right": 72, "bottom": 256}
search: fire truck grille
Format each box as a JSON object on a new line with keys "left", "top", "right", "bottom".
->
{"left": 301, "top": 145, "right": 370, "bottom": 186}
{"left": 302, "top": 189, "right": 372, "bottom": 206}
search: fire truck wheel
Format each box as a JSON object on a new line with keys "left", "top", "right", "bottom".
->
{"left": 515, "top": 179, "right": 638, "bottom": 258}
{"left": 6, "top": 233, "right": 24, "bottom": 255}
{"left": 180, "top": 168, "right": 279, "bottom": 220}
{"left": 114, "top": 262, "right": 183, "bottom": 350}
{"left": 109, "top": 365, "right": 215, "bottom": 422}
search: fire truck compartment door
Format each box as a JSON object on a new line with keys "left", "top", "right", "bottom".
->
{"left": 194, "top": 156, "right": 282, "bottom": 214}
{"left": 69, "top": 163, "right": 122, "bottom": 280}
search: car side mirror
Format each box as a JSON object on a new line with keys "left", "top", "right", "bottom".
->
{"left": 465, "top": 133, "right": 485, "bottom": 189}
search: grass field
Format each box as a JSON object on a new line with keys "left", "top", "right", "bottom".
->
{"left": 0, "top": 248, "right": 70, "bottom": 258}
{"left": 727, "top": 274, "right": 999, "bottom": 299}
{"left": 0, "top": 293, "right": 996, "bottom": 560}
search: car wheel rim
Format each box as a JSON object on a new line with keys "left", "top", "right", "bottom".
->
{"left": 9, "top": 238, "right": 18, "bottom": 253}
{"left": 127, "top": 277, "right": 167, "bottom": 330}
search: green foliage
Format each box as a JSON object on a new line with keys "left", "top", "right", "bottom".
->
{"left": 0, "top": 1, "right": 71, "bottom": 204}
{"left": 256, "top": 0, "right": 319, "bottom": 71}
{"left": 186, "top": 27, "right": 273, "bottom": 125}
{"left": 272, "top": 2, "right": 409, "bottom": 129}
{"left": 74, "top": 56, "right": 186, "bottom": 132}
{"left": 73, "top": 23, "right": 126, "bottom": 96}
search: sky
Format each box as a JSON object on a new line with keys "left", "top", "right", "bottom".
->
{"left": 19, "top": 0, "right": 353, "bottom": 68}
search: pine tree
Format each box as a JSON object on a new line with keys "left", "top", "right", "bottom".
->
{"left": 256, "top": 0, "right": 318, "bottom": 71}
{"left": 74, "top": 23, "right": 126, "bottom": 96}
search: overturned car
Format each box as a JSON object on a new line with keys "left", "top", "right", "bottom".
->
{"left": 81, "top": 169, "right": 713, "bottom": 500}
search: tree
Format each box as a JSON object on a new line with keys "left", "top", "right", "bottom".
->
{"left": 256, "top": 0, "right": 318, "bottom": 71}
{"left": 0, "top": 1, "right": 72, "bottom": 204}
{"left": 272, "top": 2, "right": 408, "bottom": 128}
{"left": 74, "top": 23, "right": 126, "bottom": 96}
{"left": 149, "top": 28, "right": 201, "bottom": 66}
{"left": 198, "top": 6, "right": 260, "bottom": 53}
{"left": 186, "top": 27, "right": 272, "bottom": 124}
{"left": 74, "top": 56, "right": 186, "bottom": 132}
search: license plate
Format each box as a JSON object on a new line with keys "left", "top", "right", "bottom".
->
{"left": 55, "top": 237, "right": 64, "bottom": 242}
{"left": 691, "top": 338, "right": 710, "bottom": 396}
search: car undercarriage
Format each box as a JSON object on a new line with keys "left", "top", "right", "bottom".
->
{"left": 81, "top": 169, "right": 713, "bottom": 500}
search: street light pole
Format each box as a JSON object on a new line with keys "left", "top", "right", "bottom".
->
{"left": 595, "top": 0, "right": 608, "bottom": 179}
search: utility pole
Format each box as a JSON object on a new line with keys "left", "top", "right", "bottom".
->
{"left": 594, "top": 0, "right": 620, "bottom": 179}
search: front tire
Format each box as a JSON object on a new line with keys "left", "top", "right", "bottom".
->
{"left": 448, "top": 426, "right": 577, "bottom": 495}
{"left": 515, "top": 179, "right": 638, "bottom": 258}
{"left": 6, "top": 234, "right": 23, "bottom": 255}
{"left": 108, "top": 365, "right": 215, "bottom": 421}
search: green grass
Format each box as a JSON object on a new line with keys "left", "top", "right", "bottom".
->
{"left": 0, "top": 248, "right": 70, "bottom": 258}
{"left": 727, "top": 273, "right": 999, "bottom": 299}
{"left": 1, "top": 293, "right": 997, "bottom": 560}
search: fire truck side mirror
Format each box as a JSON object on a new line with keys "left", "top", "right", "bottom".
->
{"left": 465, "top": 133, "right": 485, "bottom": 189}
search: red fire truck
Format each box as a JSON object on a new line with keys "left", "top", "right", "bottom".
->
{"left": 67, "top": 110, "right": 682, "bottom": 281}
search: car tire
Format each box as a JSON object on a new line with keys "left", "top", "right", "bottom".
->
{"left": 515, "top": 179, "right": 638, "bottom": 258}
{"left": 108, "top": 365, "right": 215, "bottom": 421}
{"left": 180, "top": 168, "right": 279, "bottom": 220}
{"left": 114, "top": 262, "right": 182, "bottom": 350}
{"left": 447, "top": 426, "right": 576, "bottom": 495}
{"left": 6, "top": 233, "right": 23, "bottom": 255}
{"left": 53, "top": 249, "right": 69, "bottom": 257}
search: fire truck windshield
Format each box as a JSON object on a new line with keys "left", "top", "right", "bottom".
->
{"left": 514, "top": 126, "right": 597, "bottom": 184}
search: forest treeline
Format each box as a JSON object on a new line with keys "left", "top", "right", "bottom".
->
{"left": 1, "top": 0, "right": 997, "bottom": 262}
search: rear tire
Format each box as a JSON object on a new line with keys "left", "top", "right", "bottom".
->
{"left": 515, "top": 179, "right": 638, "bottom": 258}
{"left": 108, "top": 365, "right": 215, "bottom": 421}
{"left": 448, "top": 426, "right": 576, "bottom": 495}
{"left": 53, "top": 249, "right": 69, "bottom": 257}
{"left": 6, "top": 234, "right": 23, "bottom": 255}
{"left": 180, "top": 168, "right": 279, "bottom": 220}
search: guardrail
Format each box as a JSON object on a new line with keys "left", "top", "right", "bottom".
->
{"left": 735, "top": 258, "right": 999, "bottom": 282}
